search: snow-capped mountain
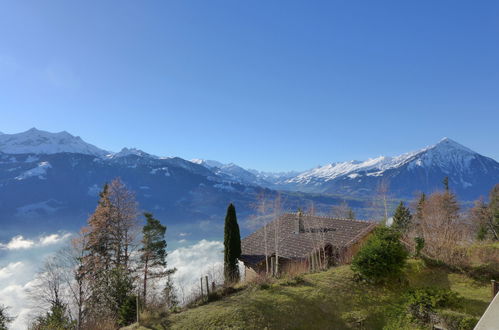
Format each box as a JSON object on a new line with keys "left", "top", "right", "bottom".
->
{"left": 0, "top": 128, "right": 108, "bottom": 156}
{"left": 1, "top": 129, "right": 497, "bottom": 239}
{"left": 0, "top": 129, "right": 347, "bottom": 239}
{"left": 275, "top": 138, "right": 499, "bottom": 199}
{"left": 191, "top": 159, "right": 272, "bottom": 186}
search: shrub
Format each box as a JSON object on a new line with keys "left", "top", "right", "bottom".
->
{"left": 280, "top": 275, "right": 306, "bottom": 286}
{"left": 438, "top": 310, "right": 478, "bottom": 330}
{"left": 414, "top": 237, "right": 425, "bottom": 258}
{"left": 351, "top": 227, "right": 409, "bottom": 283}
{"left": 405, "top": 288, "right": 460, "bottom": 324}
{"left": 118, "top": 295, "right": 137, "bottom": 327}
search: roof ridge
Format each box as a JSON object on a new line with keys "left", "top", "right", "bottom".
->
{"left": 282, "top": 212, "right": 376, "bottom": 224}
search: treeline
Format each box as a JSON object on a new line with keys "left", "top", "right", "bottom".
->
{"left": 28, "top": 178, "right": 176, "bottom": 330}
{"left": 390, "top": 179, "right": 499, "bottom": 270}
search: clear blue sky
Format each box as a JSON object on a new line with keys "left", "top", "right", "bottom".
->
{"left": 1, "top": 1, "right": 498, "bottom": 171}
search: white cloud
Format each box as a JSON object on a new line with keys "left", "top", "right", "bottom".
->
{"left": 39, "top": 233, "right": 72, "bottom": 246}
{"left": 0, "top": 235, "right": 221, "bottom": 328}
{"left": 167, "top": 240, "right": 224, "bottom": 302}
{"left": 0, "top": 236, "right": 35, "bottom": 250}
{"left": 0, "top": 232, "right": 73, "bottom": 329}
{"left": 0, "top": 233, "right": 72, "bottom": 250}
{"left": 0, "top": 279, "right": 40, "bottom": 330}
{"left": 0, "top": 261, "right": 24, "bottom": 280}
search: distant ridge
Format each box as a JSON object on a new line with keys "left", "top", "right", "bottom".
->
{"left": 0, "top": 128, "right": 108, "bottom": 156}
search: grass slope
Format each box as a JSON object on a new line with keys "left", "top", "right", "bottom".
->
{"left": 127, "top": 259, "right": 491, "bottom": 330}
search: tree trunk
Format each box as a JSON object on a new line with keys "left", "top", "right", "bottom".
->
{"left": 143, "top": 257, "right": 149, "bottom": 306}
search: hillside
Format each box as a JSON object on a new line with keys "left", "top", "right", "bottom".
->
{"left": 126, "top": 259, "right": 491, "bottom": 330}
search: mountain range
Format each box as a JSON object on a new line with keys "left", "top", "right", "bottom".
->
{"left": 1, "top": 128, "right": 498, "bottom": 239}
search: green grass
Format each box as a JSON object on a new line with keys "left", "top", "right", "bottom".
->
{"left": 127, "top": 259, "right": 491, "bottom": 330}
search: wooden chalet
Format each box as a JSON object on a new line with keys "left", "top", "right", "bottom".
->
{"left": 240, "top": 212, "right": 377, "bottom": 278}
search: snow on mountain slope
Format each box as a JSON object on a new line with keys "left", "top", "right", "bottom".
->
{"left": 190, "top": 159, "right": 224, "bottom": 169}
{"left": 15, "top": 161, "right": 52, "bottom": 180}
{"left": 0, "top": 128, "right": 108, "bottom": 156}
{"left": 107, "top": 147, "right": 158, "bottom": 159}
{"left": 406, "top": 138, "right": 477, "bottom": 173}
{"left": 275, "top": 137, "right": 499, "bottom": 199}
{"left": 285, "top": 138, "right": 476, "bottom": 185}
{"left": 190, "top": 159, "right": 267, "bottom": 185}
{"left": 286, "top": 152, "right": 419, "bottom": 184}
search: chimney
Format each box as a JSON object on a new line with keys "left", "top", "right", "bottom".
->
{"left": 295, "top": 210, "right": 304, "bottom": 234}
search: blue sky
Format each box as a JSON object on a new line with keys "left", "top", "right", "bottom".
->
{"left": 1, "top": 0, "right": 498, "bottom": 171}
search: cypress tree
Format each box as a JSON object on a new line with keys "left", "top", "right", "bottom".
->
{"left": 224, "top": 203, "right": 241, "bottom": 284}
{"left": 392, "top": 201, "right": 412, "bottom": 233}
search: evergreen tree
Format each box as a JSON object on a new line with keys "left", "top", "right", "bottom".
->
{"left": 31, "top": 301, "right": 75, "bottom": 330}
{"left": 472, "top": 185, "right": 499, "bottom": 240}
{"left": 489, "top": 184, "right": 499, "bottom": 240}
{"left": 106, "top": 267, "right": 135, "bottom": 326}
{"left": 223, "top": 203, "right": 241, "bottom": 284}
{"left": 163, "top": 274, "right": 179, "bottom": 310}
{"left": 415, "top": 193, "right": 426, "bottom": 222}
{"left": 351, "top": 227, "right": 408, "bottom": 283}
{"left": 392, "top": 201, "right": 412, "bottom": 233}
{"left": 139, "top": 212, "right": 174, "bottom": 306}
{"left": 80, "top": 179, "right": 139, "bottom": 323}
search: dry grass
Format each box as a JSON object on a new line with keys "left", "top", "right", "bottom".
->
{"left": 155, "top": 260, "right": 490, "bottom": 330}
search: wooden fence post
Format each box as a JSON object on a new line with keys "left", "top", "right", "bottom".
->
{"left": 136, "top": 294, "right": 140, "bottom": 324}
{"left": 270, "top": 257, "right": 275, "bottom": 276}
{"left": 200, "top": 277, "right": 204, "bottom": 301}
{"left": 205, "top": 276, "right": 210, "bottom": 296}
{"left": 492, "top": 280, "right": 499, "bottom": 299}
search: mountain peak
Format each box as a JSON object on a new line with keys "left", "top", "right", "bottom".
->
{"left": 109, "top": 147, "right": 157, "bottom": 159}
{"left": 431, "top": 137, "right": 475, "bottom": 154}
{"left": 0, "top": 128, "right": 108, "bottom": 156}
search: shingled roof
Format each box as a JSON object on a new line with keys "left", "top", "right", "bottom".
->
{"left": 240, "top": 213, "right": 377, "bottom": 265}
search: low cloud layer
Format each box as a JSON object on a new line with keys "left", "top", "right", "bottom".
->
{"left": 168, "top": 240, "right": 224, "bottom": 301}
{"left": 0, "top": 232, "right": 72, "bottom": 329}
{"left": 0, "top": 234, "right": 223, "bottom": 329}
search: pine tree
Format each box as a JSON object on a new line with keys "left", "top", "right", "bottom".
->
{"left": 81, "top": 178, "right": 139, "bottom": 322}
{"left": 223, "top": 203, "right": 241, "bottom": 284}
{"left": 139, "top": 212, "right": 174, "bottom": 306}
{"left": 392, "top": 201, "right": 412, "bottom": 233}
